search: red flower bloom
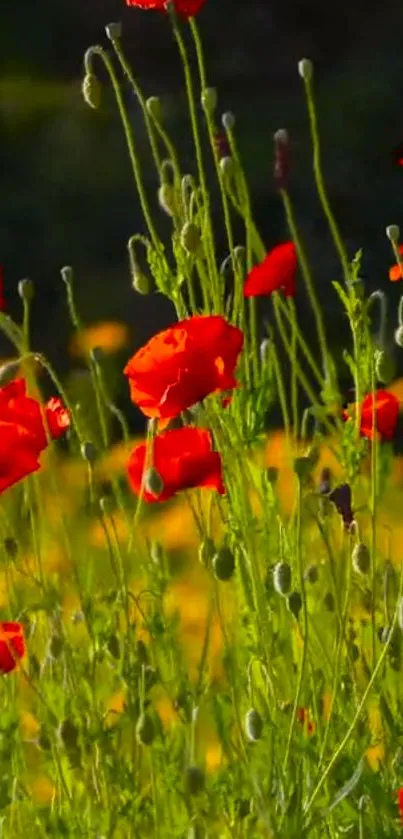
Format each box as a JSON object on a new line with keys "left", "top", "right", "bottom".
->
{"left": 0, "top": 379, "right": 70, "bottom": 493}
{"left": 389, "top": 244, "right": 403, "bottom": 282}
{"left": 243, "top": 242, "right": 297, "bottom": 298}
{"left": 127, "top": 426, "right": 225, "bottom": 502}
{"left": 124, "top": 315, "right": 244, "bottom": 419}
{"left": 398, "top": 788, "right": 403, "bottom": 825}
{"left": 126, "top": 0, "right": 206, "bottom": 18}
{"left": 343, "top": 389, "right": 399, "bottom": 441}
{"left": 296, "top": 707, "right": 315, "bottom": 735}
{"left": 0, "top": 622, "right": 25, "bottom": 674}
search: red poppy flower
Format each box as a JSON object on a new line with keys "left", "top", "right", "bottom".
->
{"left": 398, "top": 788, "right": 403, "bottom": 825}
{"left": 0, "top": 622, "right": 25, "bottom": 674}
{"left": 389, "top": 244, "right": 403, "bottom": 282}
{"left": 126, "top": 0, "right": 206, "bottom": 17}
{"left": 243, "top": 242, "right": 297, "bottom": 298}
{"left": 124, "top": 315, "right": 244, "bottom": 420}
{"left": 343, "top": 389, "right": 399, "bottom": 441}
{"left": 127, "top": 426, "right": 225, "bottom": 502}
{"left": 0, "top": 379, "right": 70, "bottom": 493}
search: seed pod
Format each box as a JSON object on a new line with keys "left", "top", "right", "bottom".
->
{"left": 375, "top": 348, "right": 395, "bottom": 384}
{"left": 198, "top": 538, "right": 215, "bottom": 568}
{"left": 213, "top": 547, "right": 235, "bottom": 581}
{"left": 82, "top": 73, "right": 101, "bottom": 109}
{"left": 287, "top": 590, "right": 302, "bottom": 619}
{"left": 245, "top": 708, "right": 263, "bottom": 742}
{"left": 180, "top": 222, "right": 201, "bottom": 254}
{"left": 352, "top": 542, "right": 370, "bottom": 575}
{"left": 136, "top": 712, "right": 155, "bottom": 746}
{"left": 144, "top": 467, "right": 164, "bottom": 498}
{"left": 185, "top": 765, "right": 205, "bottom": 796}
{"left": 273, "top": 561, "right": 292, "bottom": 596}
{"left": 304, "top": 564, "right": 319, "bottom": 584}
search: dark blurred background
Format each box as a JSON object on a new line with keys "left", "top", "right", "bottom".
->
{"left": 2, "top": 0, "right": 403, "bottom": 428}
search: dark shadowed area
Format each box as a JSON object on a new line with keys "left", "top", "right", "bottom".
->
{"left": 2, "top": 0, "right": 403, "bottom": 428}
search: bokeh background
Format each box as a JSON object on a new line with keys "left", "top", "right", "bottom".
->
{"left": 2, "top": 0, "right": 403, "bottom": 429}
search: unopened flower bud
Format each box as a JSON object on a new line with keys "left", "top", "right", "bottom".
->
{"left": 105, "top": 22, "right": 122, "bottom": 40}
{"left": 0, "top": 360, "right": 22, "bottom": 386}
{"left": 81, "top": 441, "right": 97, "bottom": 463}
{"left": 18, "top": 278, "right": 34, "bottom": 301}
{"left": 146, "top": 96, "right": 162, "bottom": 122}
{"left": 3, "top": 538, "right": 18, "bottom": 559}
{"left": 273, "top": 128, "right": 290, "bottom": 190}
{"left": 375, "top": 348, "right": 396, "bottom": 384}
{"left": 180, "top": 222, "right": 201, "bottom": 254}
{"left": 298, "top": 58, "right": 313, "bottom": 81}
{"left": 61, "top": 265, "right": 73, "bottom": 285}
{"left": 158, "top": 183, "right": 177, "bottom": 217}
{"left": 287, "top": 590, "right": 302, "bottom": 619}
{"left": 222, "top": 111, "right": 235, "bottom": 131}
{"left": 260, "top": 338, "right": 270, "bottom": 363}
{"left": 304, "top": 564, "right": 319, "bottom": 584}
{"left": 59, "top": 719, "right": 79, "bottom": 751}
{"left": 213, "top": 547, "right": 235, "bottom": 581}
{"left": 293, "top": 456, "right": 312, "bottom": 482}
{"left": 201, "top": 87, "right": 217, "bottom": 116}
{"left": 266, "top": 466, "right": 278, "bottom": 484}
{"left": 132, "top": 269, "right": 150, "bottom": 295}
{"left": 99, "top": 495, "right": 114, "bottom": 516}
{"left": 273, "top": 561, "right": 292, "bottom": 595}
{"left": 397, "top": 597, "right": 403, "bottom": 631}
{"left": 324, "top": 591, "right": 335, "bottom": 612}
{"left": 386, "top": 225, "right": 400, "bottom": 243}
{"left": 219, "top": 156, "right": 234, "bottom": 178}
{"left": 136, "top": 712, "right": 155, "bottom": 746}
{"left": 352, "top": 542, "right": 370, "bottom": 575}
{"left": 82, "top": 73, "right": 101, "bottom": 109}
{"left": 395, "top": 326, "right": 403, "bottom": 348}
{"left": 245, "top": 708, "right": 263, "bottom": 742}
{"left": 144, "top": 467, "right": 164, "bottom": 497}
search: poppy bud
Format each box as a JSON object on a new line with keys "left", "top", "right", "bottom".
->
{"left": 49, "top": 633, "right": 64, "bottom": 659}
{"left": 198, "top": 537, "right": 215, "bottom": 568}
{"left": 273, "top": 561, "right": 292, "bottom": 595}
{"left": 81, "top": 441, "right": 97, "bottom": 463}
{"left": 180, "top": 222, "right": 201, "bottom": 254}
{"left": 146, "top": 96, "right": 162, "bottom": 123}
{"left": 60, "top": 265, "right": 73, "bottom": 286}
{"left": 222, "top": 111, "right": 235, "bottom": 131}
{"left": 185, "top": 765, "right": 205, "bottom": 796}
{"left": 287, "top": 590, "right": 302, "bottom": 619}
{"left": 352, "top": 542, "right": 370, "bottom": 575}
{"left": 136, "top": 712, "right": 155, "bottom": 746}
{"left": 201, "top": 87, "right": 217, "bottom": 117}
{"left": 132, "top": 269, "right": 150, "bottom": 295}
{"left": 245, "top": 708, "right": 263, "bottom": 742}
{"left": 273, "top": 128, "right": 290, "bottom": 190}
{"left": 3, "top": 538, "right": 18, "bottom": 559}
{"left": 105, "top": 22, "right": 122, "bottom": 40}
{"left": 213, "top": 547, "right": 235, "bottom": 581}
{"left": 304, "top": 564, "right": 319, "bottom": 584}
{"left": 107, "top": 634, "right": 120, "bottom": 659}
{"left": 350, "top": 643, "right": 360, "bottom": 662}
{"left": 144, "top": 467, "right": 164, "bottom": 498}
{"left": 386, "top": 225, "right": 400, "bottom": 243}
{"left": 158, "top": 183, "right": 177, "bottom": 217}
{"left": 266, "top": 466, "right": 278, "bottom": 484}
{"left": 59, "top": 719, "right": 79, "bottom": 751}
{"left": 260, "top": 338, "right": 270, "bottom": 363}
{"left": 18, "top": 278, "right": 34, "bottom": 301}
{"left": 395, "top": 326, "right": 403, "bottom": 348}
{"left": 298, "top": 58, "right": 313, "bottom": 81}
{"left": 0, "top": 360, "right": 22, "bottom": 387}
{"left": 82, "top": 73, "right": 101, "bottom": 109}
{"left": 375, "top": 348, "right": 395, "bottom": 384}
{"left": 293, "top": 456, "right": 312, "bottom": 483}
{"left": 219, "top": 156, "right": 235, "bottom": 179}
{"left": 324, "top": 592, "right": 335, "bottom": 612}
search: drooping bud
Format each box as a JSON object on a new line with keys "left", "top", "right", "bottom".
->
{"left": 201, "top": 87, "right": 217, "bottom": 117}
{"left": 185, "top": 765, "right": 205, "bottom": 796}
{"left": 287, "top": 590, "right": 302, "bottom": 619}
{"left": 222, "top": 111, "right": 235, "bottom": 131}
{"left": 128, "top": 238, "right": 150, "bottom": 295}
{"left": 158, "top": 183, "right": 177, "bottom": 217}
{"left": 395, "top": 326, "right": 403, "bottom": 348}
{"left": 136, "top": 712, "right": 155, "bottom": 746}
{"left": 352, "top": 542, "right": 370, "bottom": 575}
{"left": 304, "top": 564, "right": 319, "bottom": 584}
{"left": 244, "top": 708, "right": 263, "bottom": 742}
{"left": 144, "top": 467, "right": 164, "bottom": 498}
{"left": 273, "top": 561, "right": 292, "bottom": 596}
{"left": 60, "top": 265, "right": 73, "bottom": 286}
{"left": 81, "top": 441, "right": 97, "bottom": 463}
{"left": 18, "top": 278, "right": 34, "bottom": 301}
{"left": 146, "top": 96, "right": 163, "bottom": 123}
{"left": 375, "top": 348, "right": 396, "bottom": 384}
{"left": 386, "top": 225, "right": 400, "bottom": 243}
{"left": 260, "top": 338, "right": 270, "bottom": 363}
{"left": 105, "top": 22, "right": 122, "bottom": 40}
{"left": 213, "top": 547, "right": 235, "bottom": 581}
{"left": 82, "top": 73, "right": 101, "bottom": 109}
{"left": 273, "top": 128, "right": 290, "bottom": 190}
{"left": 298, "top": 58, "right": 313, "bottom": 82}
{"left": 180, "top": 222, "right": 201, "bottom": 254}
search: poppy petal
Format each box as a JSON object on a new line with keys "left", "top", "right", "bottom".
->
{"left": 243, "top": 242, "right": 297, "bottom": 298}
